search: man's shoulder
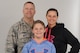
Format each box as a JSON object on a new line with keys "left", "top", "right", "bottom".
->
{"left": 9, "top": 20, "right": 22, "bottom": 31}
{"left": 11, "top": 20, "right": 22, "bottom": 27}
{"left": 9, "top": 19, "right": 32, "bottom": 32}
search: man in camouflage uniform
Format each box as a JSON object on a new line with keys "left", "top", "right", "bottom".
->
{"left": 5, "top": 1, "right": 36, "bottom": 53}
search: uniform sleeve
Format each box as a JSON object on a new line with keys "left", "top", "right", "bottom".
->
{"left": 51, "top": 44, "right": 56, "bottom": 53}
{"left": 64, "top": 28, "right": 80, "bottom": 53}
{"left": 5, "top": 26, "right": 17, "bottom": 53}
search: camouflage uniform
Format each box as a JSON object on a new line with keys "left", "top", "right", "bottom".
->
{"left": 5, "top": 19, "right": 33, "bottom": 53}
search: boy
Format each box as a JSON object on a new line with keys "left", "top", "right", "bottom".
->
{"left": 22, "top": 20, "right": 56, "bottom": 53}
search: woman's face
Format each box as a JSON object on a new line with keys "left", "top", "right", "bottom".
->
{"left": 46, "top": 11, "right": 58, "bottom": 25}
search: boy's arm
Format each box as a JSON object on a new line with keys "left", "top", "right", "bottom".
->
{"left": 51, "top": 44, "right": 56, "bottom": 53}
{"left": 22, "top": 44, "right": 28, "bottom": 53}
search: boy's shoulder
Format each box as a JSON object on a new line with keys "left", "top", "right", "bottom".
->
{"left": 44, "top": 40, "right": 54, "bottom": 46}
{"left": 24, "top": 40, "right": 33, "bottom": 46}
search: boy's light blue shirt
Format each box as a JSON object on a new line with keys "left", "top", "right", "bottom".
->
{"left": 22, "top": 39, "right": 56, "bottom": 53}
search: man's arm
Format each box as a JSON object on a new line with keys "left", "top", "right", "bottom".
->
{"left": 5, "top": 26, "right": 17, "bottom": 53}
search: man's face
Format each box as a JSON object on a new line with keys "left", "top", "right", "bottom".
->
{"left": 23, "top": 3, "right": 35, "bottom": 18}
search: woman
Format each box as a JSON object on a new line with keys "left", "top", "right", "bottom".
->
{"left": 45, "top": 8, "right": 80, "bottom": 53}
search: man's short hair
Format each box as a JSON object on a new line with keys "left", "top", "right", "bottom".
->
{"left": 24, "top": 1, "right": 35, "bottom": 8}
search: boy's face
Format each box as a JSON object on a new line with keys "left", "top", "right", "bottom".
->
{"left": 32, "top": 23, "right": 45, "bottom": 38}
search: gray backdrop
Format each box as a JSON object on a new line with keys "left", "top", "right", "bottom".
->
{"left": 0, "top": 0, "right": 80, "bottom": 53}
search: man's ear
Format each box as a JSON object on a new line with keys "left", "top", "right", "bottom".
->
{"left": 34, "top": 9, "right": 36, "bottom": 15}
